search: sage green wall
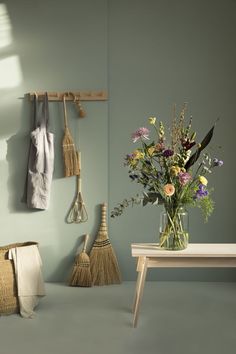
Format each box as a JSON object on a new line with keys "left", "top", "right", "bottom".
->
{"left": 108, "top": 0, "right": 236, "bottom": 281}
{"left": 0, "top": 0, "right": 235, "bottom": 281}
{"left": 0, "top": 0, "right": 108, "bottom": 281}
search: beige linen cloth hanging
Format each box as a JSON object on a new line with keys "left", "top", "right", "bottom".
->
{"left": 8, "top": 244, "right": 46, "bottom": 318}
{"left": 23, "top": 92, "right": 54, "bottom": 210}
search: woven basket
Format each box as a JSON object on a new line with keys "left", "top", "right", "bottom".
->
{"left": 0, "top": 242, "right": 38, "bottom": 315}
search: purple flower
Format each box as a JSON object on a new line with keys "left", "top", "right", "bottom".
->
{"left": 178, "top": 172, "right": 192, "bottom": 185}
{"left": 195, "top": 184, "right": 208, "bottom": 199}
{"left": 163, "top": 149, "right": 174, "bottom": 158}
{"left": 131, "top": 127, "right": 150, "bottom": 143}
{"left": 124, "top": 153, "right": 134, "bottom": 162}
{"left": 212, "top": 158, "right": 223, "bottom": 167}
{"left": 124, "top": 153, "right": 134, "bottom": 166}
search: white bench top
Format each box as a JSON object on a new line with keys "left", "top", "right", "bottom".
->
{"left": 131, "top": 243, "right": 236, "bottom": 258}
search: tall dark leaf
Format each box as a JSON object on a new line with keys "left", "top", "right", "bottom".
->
{"left": 185, "top": 124, "right": 215, "bottom": 170}
{"left": 199, "top": 125, "right": 215, "bottom": 151}
{"left": 185, "top": 149, "right": 201, "bottom": 170}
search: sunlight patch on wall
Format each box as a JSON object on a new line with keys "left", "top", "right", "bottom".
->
{"left": 0, "top": 139, "right": 7, "bottom": 160}
{"left": 0, "top": 55, "right": 22, "bottom": 88}
{"left": 0, "top": 4, "right": 12, "bottom": 48}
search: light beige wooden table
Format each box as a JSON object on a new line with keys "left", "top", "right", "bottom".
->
{"left": 131, "top": 243, "right": 236, "bottom": 327}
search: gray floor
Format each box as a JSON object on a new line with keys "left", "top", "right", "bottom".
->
{"left": 0, "top": 282, "right": 236, "bottom": 354}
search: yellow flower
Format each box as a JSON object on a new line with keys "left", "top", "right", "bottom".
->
{"left": 170, "top": 165, "right": 181, "bottom": 176}
{"left": 130, "top": 159, "right": 138, "bottom": 167}
{"left": 199, "top": 175, "right": 208, "bottom": 186}
{"left": 163, "top": 184, "right": 175, "bottom": 197}
{"left": 147, "top": 146, "right": 155, "bottom": 156}
{"left": 148, "top": 117, "right": 156, "bottom": 125}
{"left": 133, "top": 150, "right": 145, "bottom": 160}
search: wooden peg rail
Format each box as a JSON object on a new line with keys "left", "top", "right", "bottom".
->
{"left": 27, "top": 91, "right": 108, "bottom": 101}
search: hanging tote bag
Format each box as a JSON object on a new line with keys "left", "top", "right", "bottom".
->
{"left": 25, "top": 93, "right": 54, "bottom": 210}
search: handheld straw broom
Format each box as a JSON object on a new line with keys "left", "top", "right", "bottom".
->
{"left": 62, "top": 93, "right": 80, "bottom": 177}
{"left": 69, "top": 234, "right": 92, "bottom": 287}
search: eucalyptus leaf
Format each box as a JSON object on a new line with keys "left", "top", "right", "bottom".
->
{"left": 142, "top": 192, "right": 161, "bottom": 206}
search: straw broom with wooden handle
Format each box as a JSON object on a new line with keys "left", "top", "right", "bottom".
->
{"left": 69, "top": 234, "right": 92, "bottom": 287}
{"left": 90, "top": 203, "right": 122, "bottom": 286}
{"left": 62, "top": 93, "right": 80, "bottom": 177}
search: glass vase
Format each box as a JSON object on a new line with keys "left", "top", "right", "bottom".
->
{"left": 159, "top": 207, "right": 189, "bottom": 250}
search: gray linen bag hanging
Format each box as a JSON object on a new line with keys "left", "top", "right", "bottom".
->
{"left": 25, "top": 93, "right": 54, "bottom": 210}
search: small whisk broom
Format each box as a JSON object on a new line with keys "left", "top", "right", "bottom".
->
{"left": 90, "top": 203, "right": 122, "bottom": 286}
{"left": 69, "top": 234, "right": 92, "bottom": 287}
{"left": 62, "top": 93, "right": 80, "bottom": 177}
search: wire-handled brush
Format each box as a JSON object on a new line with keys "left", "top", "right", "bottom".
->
{"left": 66, "top": 151, "right": 88, "bottom": 224}
{"left": 69, "top": 234, "right": 92, "bottom": 287}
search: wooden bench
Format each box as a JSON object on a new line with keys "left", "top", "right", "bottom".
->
{"left": 131, "top": 243, "right": 236, "bottom": 327}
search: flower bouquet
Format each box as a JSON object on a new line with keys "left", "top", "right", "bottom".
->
{"left": 111, "top": 104, "right": 223, "bottom": 250}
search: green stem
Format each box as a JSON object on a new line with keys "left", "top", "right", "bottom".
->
{"left": 160, "top": 206, "right": 188, "bottom": 250}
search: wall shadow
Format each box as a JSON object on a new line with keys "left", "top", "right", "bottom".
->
{"left": 45, "top": 236, "right": 83, "bottom": 283}
{"left": 6, "top": 97, "right": 33, "bottom": 213}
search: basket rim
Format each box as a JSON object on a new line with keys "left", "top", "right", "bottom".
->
{"left": 0, "top": 241, "right": 38, "bottom": 251}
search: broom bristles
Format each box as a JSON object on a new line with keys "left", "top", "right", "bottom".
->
{"left": 69, "top": 252, "right": 92, "bottom": 287}
{"left": 62, "top": 129, "right": 80, "bottom": 177}
{"left": 90, "top": 242, "right": 122, "bottom": 286}
{"left": 90, "top": 203, "right": 122, "bottom": 286}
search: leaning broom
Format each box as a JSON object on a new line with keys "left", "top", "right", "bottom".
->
{"left": 69, "top": 234, "right": 92, "bottom": 287}
{"left": 90, "top": 203, "right": 122, "bottom": 285}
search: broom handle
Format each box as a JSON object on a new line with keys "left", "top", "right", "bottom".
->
{"left": 77, "top": 176, "right": 82, "bottom": 193}
{"left": 76, "top": 151, "right": 81, "bottom": 194}
{"left": 100, "top": 203, "right": 107, "bottom": 232}
{"left": 62, "top": 94, "right": 69, "bottom": 128}
{"left": 83, "top": 234, "right": 89, "bottom": 252}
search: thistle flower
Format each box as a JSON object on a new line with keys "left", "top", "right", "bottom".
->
{"left": 163, "top": 184, "right": 175, "bottom": 196}
{"left": 163, "top": 149, "right": 174, "bottom": 158}
{"left": 131, "top": 127, "right": 150, "bottom": 143}
{"left": 179, "top": 172, "right": 192, "bottom": 185}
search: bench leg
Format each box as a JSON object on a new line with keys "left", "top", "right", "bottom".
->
{"left": 133, "top": 256, "right": 148, "bottom": 328}
{"left": 132, "top": 257, "right": 143, "bottom": 313}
